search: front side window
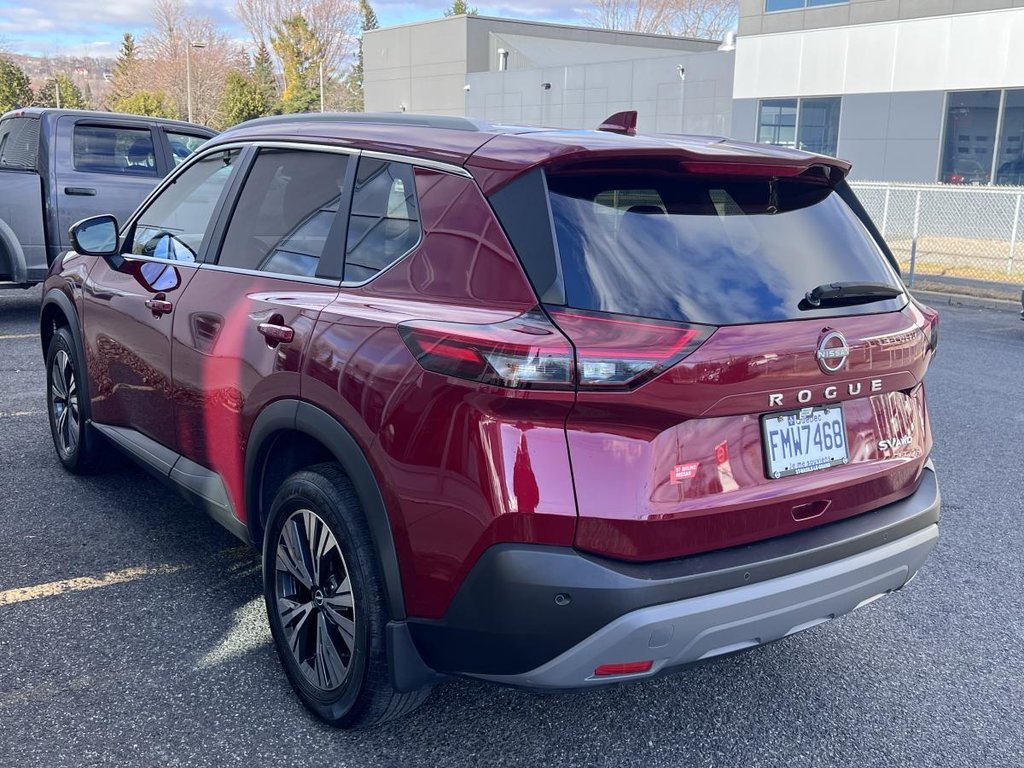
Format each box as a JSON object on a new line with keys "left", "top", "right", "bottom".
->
{"left": 73, "top": 125, "right": 157, "bottom": 176}
{"left": 758, "top": 97, "right": 841, "bottom": 157}
{"left": 217, "top": 148, "right": 350, "bottom": 280}
{"left": 167, "top": 131, "right": 209, "bottom": 167}
{"left": 344, "top": 158, "right": 420, "bottom": 283}
{"left": 131, "top": 148, "right": 240, "bottom": 262}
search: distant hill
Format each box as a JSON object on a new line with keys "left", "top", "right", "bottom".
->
{"left": 3, "top": 52, "right": 115, "bottom": 108}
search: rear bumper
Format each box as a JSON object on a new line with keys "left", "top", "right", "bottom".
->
{"left": 408, "top": 463, "right": 940, "bottom": 688}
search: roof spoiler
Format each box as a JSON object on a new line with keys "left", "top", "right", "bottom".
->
{"left": 597, "top": 110, "right": 637, "bottom": 136}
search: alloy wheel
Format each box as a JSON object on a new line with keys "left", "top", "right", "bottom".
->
{"left": 275, "top": 509, "right": 356, "bottom": 691}
{"left": 50, "top": 349, "right": 79, "bottom": 456}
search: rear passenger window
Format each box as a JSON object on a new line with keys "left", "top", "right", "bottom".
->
{"left": 166, "top": 131, "right": 208, "bottom": 167}
{"left": 344, "top": 159, "right": 420, "bottom": 283}
{"left": 217, "top": 148, "right": 349, "bottom": 280}
{"left": 0, "top": 117, "right": 40, "bottom": 170}
{"left": 131, "top": 149, "right": 240, "bottom": 262}
{"left": 73, "top": 125, "right": 157, "bottom": 176}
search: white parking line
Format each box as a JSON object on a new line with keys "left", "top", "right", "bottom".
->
{"left": 0, "top": 564, "right": 186, "bottom": 608}
{"left": 0, "top": 410, "right": 44, "bottom": 418}
{"left": 0, "top": 333, "right": 35, "bottom": 340}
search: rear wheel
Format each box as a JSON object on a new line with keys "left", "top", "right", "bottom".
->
{"left": 263, "top": 464, "right": 430, "bottom": 728}
{"left": 45, "top": 326, "right": 100, "bottom": 473}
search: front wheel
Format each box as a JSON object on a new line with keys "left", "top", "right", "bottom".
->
{"left": 45, "top": 326, "right": 100, "bottom": 474}
{"left": 263, "top": 464, "right": 430, "bottom": 728}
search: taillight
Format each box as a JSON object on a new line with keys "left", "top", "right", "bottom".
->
{"left": 398, "top": 309, "right": 575, "bottom": 390}
{"left": 548, "top": 307, "right": 711, "bottom": 390}
{"left": 399, "top": 307, "right": 711, "bottom": 391}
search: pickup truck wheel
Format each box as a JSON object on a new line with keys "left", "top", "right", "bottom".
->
{"left": 45, "top": 327, "right": 99, "bottom": 474}
{"left": 263, "top": 464, "right": 430, "bottom": 728}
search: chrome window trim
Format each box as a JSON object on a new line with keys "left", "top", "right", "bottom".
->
{"left": 360, "top": 148, "right": 471, "bottom": 178}
{"left": 198, "top": 262, "right": 341, "bottom": 287}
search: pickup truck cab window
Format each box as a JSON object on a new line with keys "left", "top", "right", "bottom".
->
{"left": 73, "top": 124, "right": 158, "bottom": 176}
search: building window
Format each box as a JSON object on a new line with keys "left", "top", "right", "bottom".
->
{"left": 941, "top": 89, "right": 1024, "bottom": 185}
{"left": 765, "top": 0, "right": 846, "bottom": 11}
{"left": 757, "top": 97, "right": 841, "bottom": 157}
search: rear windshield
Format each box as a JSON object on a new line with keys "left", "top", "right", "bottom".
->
{"left": 0, "top": 117, "right": 40, "bottom": 170}
{"left": 546, "top": 168, "right": 904, "bottom": 325}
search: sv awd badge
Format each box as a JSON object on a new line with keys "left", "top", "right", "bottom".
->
{"left": 878, "top": 435, "right": 913, "bottom": 451}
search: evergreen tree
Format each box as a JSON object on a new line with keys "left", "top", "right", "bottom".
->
{"left": 271, "top": 15, "right": 323, "bottom": 114}
{"left": 343, "top": 0, "right": 379, "bottom": 112}
{"left": 444, "top": 0, "right": 478, "bottom": 16}
{"left": 252, "top": 42, "right": 279, "bottom": 113}
{"left": 35, "top": 74, "right": 87, "bottom": 109}
{"left": 113, "top": 90, "right": 178, "bottom": 119}
{"left": 220, "top": 68, "right": 274, "bottom": 128}
{"left": 0, "top": 57, "right": 33, "bottom": 113}
{"left": 109, "top": 33, "right": 140, "bottom": 107}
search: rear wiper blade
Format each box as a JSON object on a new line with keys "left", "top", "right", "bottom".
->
{"left": 803, "top": 281, "right": 903, "bottom": 308}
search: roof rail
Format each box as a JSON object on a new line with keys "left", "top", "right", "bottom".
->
{"left": 230, "top": 112, "right": 490, "bottom": 133}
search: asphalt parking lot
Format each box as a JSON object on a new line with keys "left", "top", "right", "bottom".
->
{"left": 1, "top": 285, "right": 1022, "bottom": 767}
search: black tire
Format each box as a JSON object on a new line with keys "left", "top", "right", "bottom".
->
{"left": 45, "top": 326, "right": 101, "bottom": 474}
{"left": 263, "top": 463, "right": 430, "bottom": 728}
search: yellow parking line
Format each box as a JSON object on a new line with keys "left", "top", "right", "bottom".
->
{"left": 0, "top": 333, "right": 35, "bottom": 340}
{"left": 0, "top": 564, "right": 186, "bottom": 608}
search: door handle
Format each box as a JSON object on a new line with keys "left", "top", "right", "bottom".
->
{"left": 64, "top": 186, "right": 97, "bottom": 196}
{"left": 145, "top": 297, "right": 173, "bottom": 316}
{"left": 257, "top": 322, "right": 295, "bottom": 345}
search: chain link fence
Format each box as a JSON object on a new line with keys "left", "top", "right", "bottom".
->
{"left": 850, "top": 182, "right": 1024, "bottom": 287}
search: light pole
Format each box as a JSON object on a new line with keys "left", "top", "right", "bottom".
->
{"left": 186, "top": 40, "right": 207, "bottom": 123}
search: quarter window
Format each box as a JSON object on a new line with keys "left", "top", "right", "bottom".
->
{"left": 344, "top": 158, "right": 420, "bottom": 283}
{"left": 73, "top": 125, "right": 157, "bottom": 176}
{"left": 217, "top": 148, "right": 350, "bottom": 280}
{"left": 757, "top": 97, "right": 841, "bottom": 157}
{"left": 131, "top": 149, "right": 240, "bottom": 262}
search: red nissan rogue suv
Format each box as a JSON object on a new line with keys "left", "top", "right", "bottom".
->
{"left": 40, "top": 113, "right": 940, "bottom": 728}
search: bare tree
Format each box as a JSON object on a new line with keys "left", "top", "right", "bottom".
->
{"left": 235, "top": 0, "right": 359, "bottom": 82}
{"left": 583, "top": 0, "right": 737, "bottom": 40}
{"left": 140, "top": 0, "right": 245, "bottom": 126}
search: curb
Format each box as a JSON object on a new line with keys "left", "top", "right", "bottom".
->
{"left": 912, "top": 289, "right": 1022, "bottom": 313}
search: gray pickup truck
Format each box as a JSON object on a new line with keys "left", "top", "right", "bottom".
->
{"left": 0, "top": 108, "right": 215, "bottom": 287}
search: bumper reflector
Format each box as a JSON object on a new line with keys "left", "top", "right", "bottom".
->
{"left": 593, "top": 660, "right": 654, "bottom": 677}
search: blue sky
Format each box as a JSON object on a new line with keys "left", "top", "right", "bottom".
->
{"left": 0, "top": 0, "right": 584, "bottom": 57}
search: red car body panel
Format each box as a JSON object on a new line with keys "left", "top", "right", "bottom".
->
{"left": 44, "top": 117, "right": 938, "bottom": 630}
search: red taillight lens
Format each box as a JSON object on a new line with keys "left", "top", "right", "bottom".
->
{"left": 548, "top": 307, "right": 710, "bottom": 390}
{"left": 594, "top": 660, "right": 654, "bottom": 677}
{"left": 400, "top": 307, "right": 711, "bottom": 391}
{"left": 399, "top": 309, "right": 575, "bottom": 390}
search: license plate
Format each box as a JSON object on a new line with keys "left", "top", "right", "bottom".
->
{"left": 761, "top": 405, "right": 848, "bottom": 479}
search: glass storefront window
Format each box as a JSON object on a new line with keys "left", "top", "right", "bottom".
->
{"left": 758, "top": 97, "right": 841, "bottom": 157}
{"left": 940, "top": 90, "right": 1000, "bottom": 185}
{"left": 757, "top": 99, "right": 797, "bottom": 148}
{"left": 995, "top": 89, "right": 1024, "bottom": 186}
{"left": 766, "top": 0, "right": 846, "bottom": 10}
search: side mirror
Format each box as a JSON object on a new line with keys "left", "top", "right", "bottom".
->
{"left": 70, "top": 215, "right": 119, "bottom": 258}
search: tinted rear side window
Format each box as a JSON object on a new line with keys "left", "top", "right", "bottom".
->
{"left": 0, "top": 117, "right": 39, "bottom": 170}
{"left": 546, "top": 168, "right": 904, "bottom": 326}
{"left": 344, "top": 158, "right": 420, "bottom": 283}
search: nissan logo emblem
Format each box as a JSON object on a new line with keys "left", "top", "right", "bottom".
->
{"left": 816, "top": 330, "right": 850, "bottom": 373}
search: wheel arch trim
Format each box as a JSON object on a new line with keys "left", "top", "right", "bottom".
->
{"left": 245, "top": 399, "right": 407, "bottom": 621}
